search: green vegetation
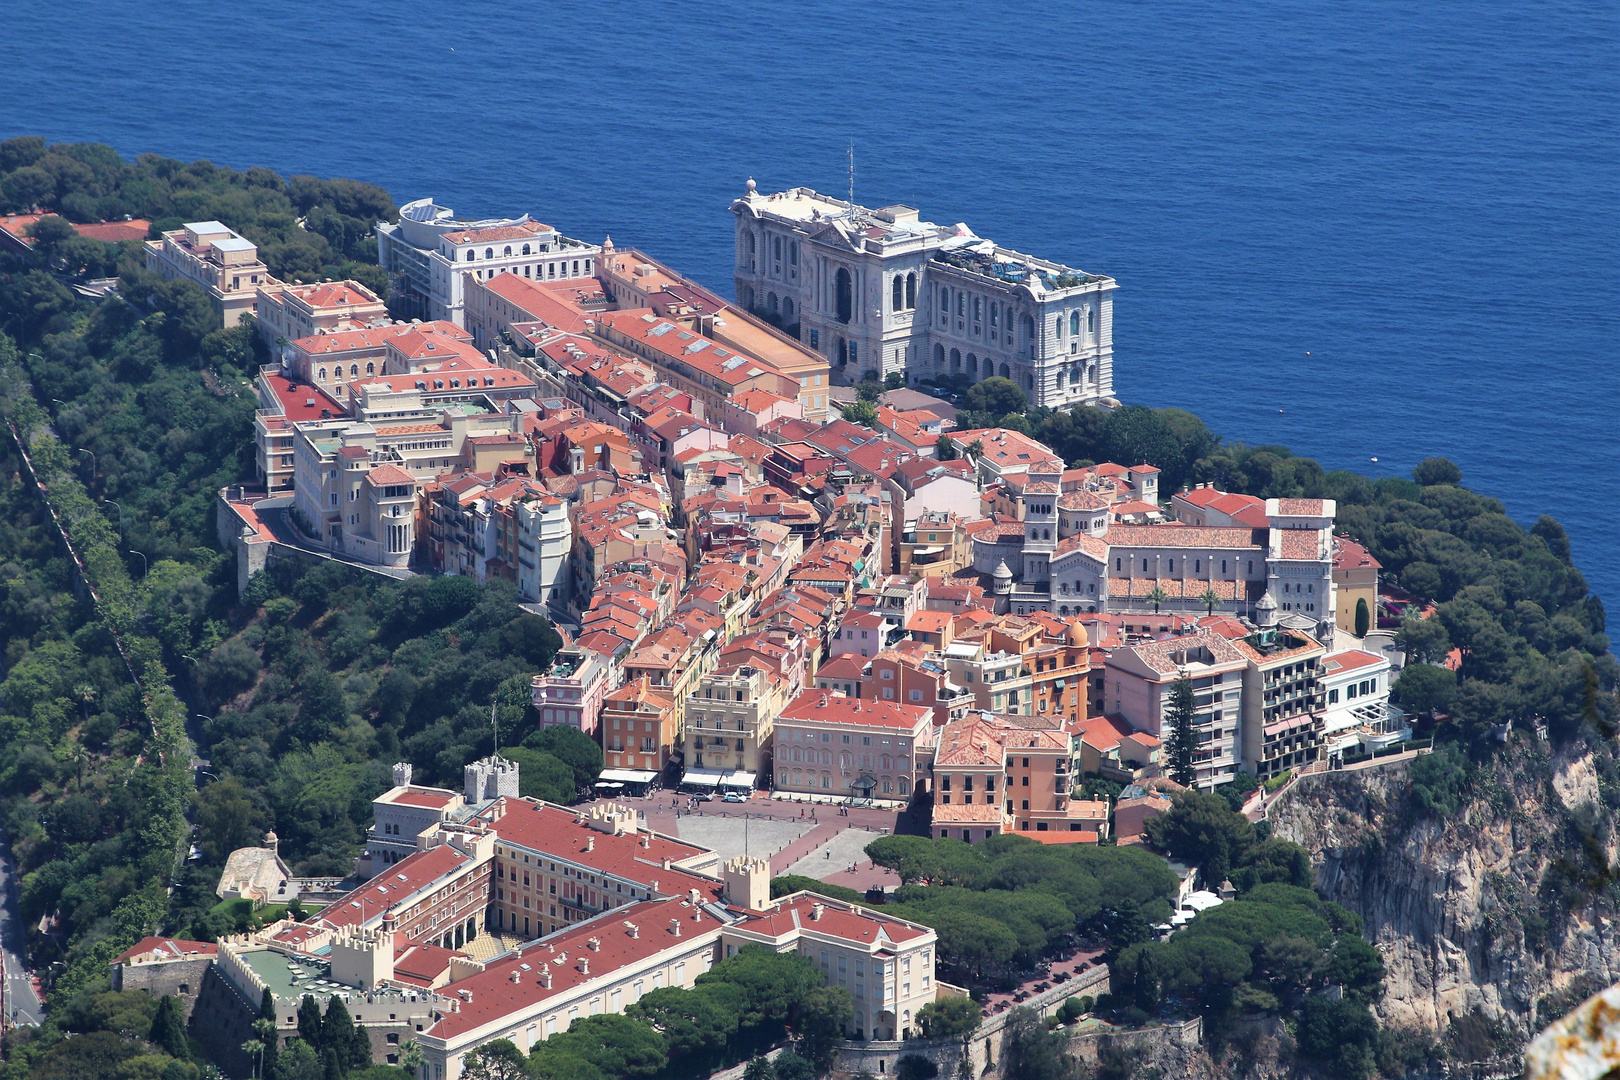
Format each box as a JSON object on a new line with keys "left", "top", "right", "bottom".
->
{"left": 462, "top": 947, "right": 849, "bottom": 1080}
{"left": 0, "top": 142, "right": 563, "bottom": 1079}
{"left": 770, "top": 875, "right": 866, "bottom": 904}
{"left": 1161, "top": 678, "right": 1197, "bottom": 787}
{"left": 865, "top": 834, "right": 1177, "bottom": 989}
{"left": 914, "top": 995, "right": 982, "bottom": 1039}
{"left": 0, "top": 135, "right": 394, "bottom": 297}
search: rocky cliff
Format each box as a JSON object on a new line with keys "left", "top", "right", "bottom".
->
{"left": 1270, "top": 737, "right": 1620, "bottom": 1062}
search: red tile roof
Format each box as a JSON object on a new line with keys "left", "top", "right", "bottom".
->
{"left": 114, "top": 936, "right": 217, "bottom": 965}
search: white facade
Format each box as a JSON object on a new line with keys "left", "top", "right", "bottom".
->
{"left": 514, "top": 494, "right": 572, "bottom": 609}
{"left": 378, "top": 198, "right": 600, "bottom": 326}
{"left": 731, "top": 183, "right": 1115, "bottom": 406}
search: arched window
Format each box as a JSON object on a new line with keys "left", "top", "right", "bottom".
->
{"left": 1023, "top": 313, "right": 1035, "bottom": 341}
{"left": 522, "top": 243, "right": 531, "bottom": 255}
{"left": 1088, "top": 308, "right": 1096, "bottom": 334}
{"left": 1000, "top": 362, "right": 1010, "bottom": 378}
{"left": 934, "top": 344, "right": 945, "bottom": 369}
{"left": 365, "top": 362, "right": 374, "bottom": 375}
{"left": 892, "top": 276, "right": 904, "bottom": 312}
{"left": 782, "top": 297, "right": 794, "bottom": 320}
{"left": 349, "top": 364, "right": 358, "bottom": 378}
{"left": 503, "top": 246, "right": 512, "bottom": 257}
{"left": 966, "top": 353, "right": 976, "bottom": 374}
{"left": 485, "top": 248, "right": 494, "bottom": 259}
{"left": 768, "top": 292, "right": 778, "bottom": 313}
{"left": 773, "top": 236, "right": 782, "bottom": 259}
{"left": 1029, "top": 529, "right": 1038, "bottom": 540}
{"left": 789, "top": 240, "right": 798, "bottom": 265}
{"left": 317, "top": 367, "right": 326, "bottom": 381}
{"left": 989, "top": 304, "right": 998, "bottom": 327}
{"left": 1056, "top": 370, "right": 1065, "bottom": 387}
{"left": 834, "top": 268, "right": 853, "bottom": 324}
{"left": 906, "top": 273, "right": 916, "bottom": 308}
{"left": 1070, "top": 311, "right": 1080, "bottom": 335}
{"left": 950, "top": 348, "right": 961, "bottom": 372}
{"left": 1054, "top": 316, "right": 1063, "bottom": 337}
{"left": 464, "top": 251, "right": 474, "bottom": 262}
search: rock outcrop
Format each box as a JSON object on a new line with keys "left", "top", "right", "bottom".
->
{"left": 1270, "top": 737, "right": 1620, "bottom": 1064}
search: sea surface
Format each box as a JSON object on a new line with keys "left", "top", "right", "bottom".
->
{"left": 3, "top": 1, "right": 1615, "bottom": 607}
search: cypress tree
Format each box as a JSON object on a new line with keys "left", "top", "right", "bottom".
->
{"left": 1354, "top": 597, "right": 1370, "bottom": 638}
{"left": 149, "top": 993, "right": 190, "bottom": 1060}
{"left": 260, "top": 987, "right": 280, "bottom": 1078}
{"left": 297, "top": 994, "right": 324, "bottom": 1048}
{"left": 1164, "top": 677, "right": 1198, "bottom": 788}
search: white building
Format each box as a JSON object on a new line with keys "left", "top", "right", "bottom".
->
{"left": 377, "top": 198, "right": 600, "bottom": 326}
{"left": 1318, "top": 649, "right": 1406, "bottom": 757}
{"left": 731, "top": 182, "right": 1116, "bottom": 406}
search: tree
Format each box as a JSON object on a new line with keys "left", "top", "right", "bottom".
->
{"left": 1145, "top": 791, "right": 1254, "bottom": 887}
{"left": 1397, "top": 613, "right": 1452, "bottom": 666}
{"left": 526, "top": 724, "right": 604, "bottom": 792}
{"left": 499, "top": 747, "right": 577, "bottom": 804}
{"left": 274, "top": 1040, "right": 323, "bottom": 1080}
{"left": 999, "top": 1007, "right": 1080, "bottom": 1080}
{"left": 1354, "top": 597, "right": 1371, "bottom": 638}
{"left": 1200, "top": 585, "right": 1222, "bottom": 617}
{"left": 1162, "top": 678, "right": 1197, "bottom": 787}
{"left": 296, "top": 996, "right": 324, "bottom": 1048}
{"left": 843, "top": 398, "right": 878, "bottom": 427}
{"left": 884, "top": 371, "right": 906, "bottom": 390}
{"left": 1392, "top": 664, "right": 1457, "bottom": 718}
{"left": 1408, "top": 743, "right": 1466, "bottom": 817}
{"left": 963, "top": 376, "right": 1026, "bottom": 419}
{"left": 935, "top": 435, "right": 958, "bottom": 461}
{"left": 1298, "top": 996, "right": 1379, "bottom": 1078}
{"left": 743, "top": 1059, "right": 776, "bottom": 1080}
{"left": 148, "top": 994, "right": 189, "bottom": 1060}
{"left": 194, "top": 776, "right": 262, "bottom": 863}
{"left": 1102, "top": 406, "right": 1183, "bottom": 488}
{"left": 770, "top": 1054, "right": 816, "bottom": 1080}
{"left": 462, "top": 1039, "right": 527, "bottom": 1080}
{"left": 626, "top": 984, "right": 740, "bottom": 1058}
{"left": 1412, "top": 458, "right": 1462, "bottom": 487}
{"left": 1145, "top": 584, "right": 1168, "bottom": 615}
{"left": 795, "top": 985, "right": 854, "bottom": 1069}
{"left": 917, "top": 995, "right": 983, "bottom": 1039}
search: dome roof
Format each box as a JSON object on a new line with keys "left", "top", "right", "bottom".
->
{"left": 992, "top": 560, "right": 1013, "bottom": 579}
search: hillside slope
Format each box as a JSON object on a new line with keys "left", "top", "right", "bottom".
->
{"left": 1270, "top": 741, "right": 1620, "bottom": 1065}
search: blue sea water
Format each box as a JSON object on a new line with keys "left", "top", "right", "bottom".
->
{"left": 3, "top": 1, "right": 1616, "bottom": 607}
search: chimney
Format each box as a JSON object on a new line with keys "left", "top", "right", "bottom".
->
{"left": 587, "top": 937, "right": 600, "bottom": 952}
{"left": 539, "top": 968, "right": 551, "bottom": 988}
{"left": 586, "top": 837, "right": 595, "bottom": 852}
{"left": 650, "top": 879, "right": 660, "bottom": 893}
{"left": 661, "top": 857, "right": 672, "bottom": 870}
{"left": 640, "top": 832, "right": 650, "bottom": 849}
{"left": 688, "top": 888, "right": 701, "bottom": 905}
{"left": 626, "top": 923, "right": 639, "bottom": 939}
{"left": 578, "top": 957, "right": 589, "bottom": 975}
{"left": 811, "top": 903, "right": 825, "bottom": 922}
{"left": 510, "top": 970, "right": 521, "bottom": 984}
{"left": 670, "top": 919, "right": 681, "bottom": 937}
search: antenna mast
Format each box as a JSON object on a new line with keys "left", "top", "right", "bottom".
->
{"left": 848, "top": 141, "right": 855, "bottom": 213}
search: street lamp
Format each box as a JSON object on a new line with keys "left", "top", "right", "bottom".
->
{"left": 128, "top": 549, "right": 147, "bottom": 579}
{"left": 102, "top": 499, "right": 122, "bottom": 524}
{"left": 76, "top": 448, "right": 94, "bottom": 473}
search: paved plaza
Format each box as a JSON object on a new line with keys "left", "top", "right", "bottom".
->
{"left": 672, "top": 814, "right": 815, "bottom": 865}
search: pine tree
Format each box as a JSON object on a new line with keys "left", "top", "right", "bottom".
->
{"left": 1164, "top": 677, "right": 1198, "bottom": 788}
{"left": 149, "top": 993, "right": 190, "bottom": 1060}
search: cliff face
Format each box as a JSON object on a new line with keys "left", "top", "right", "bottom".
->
{"left": 1270, "top": 739, "right": 1620, "bottom": 1054}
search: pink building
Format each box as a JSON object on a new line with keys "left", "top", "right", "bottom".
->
{"left": 531, "top": 645, "right": 615, "bottom": 738}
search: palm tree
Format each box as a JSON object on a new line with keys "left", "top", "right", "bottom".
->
{"left": 1200, "top": 585, "right": 1222, "bottom": 617}
{"left": 242, "top": 1038, "right": 265, "bottom": 1080}
{"left": 1146, "top": 584, "right": 1169, "bottom": 615}
{"left": 400, "top": 1039, "right": 426, "bottom": 1074}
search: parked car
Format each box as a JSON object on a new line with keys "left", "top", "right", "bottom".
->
{"left": 722, "top": 792, "right": 746, "bottom": 803}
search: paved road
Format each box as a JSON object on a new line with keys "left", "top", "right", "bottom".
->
{"left": 0, "top": 829, "right": 45, "bottom": 1026}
